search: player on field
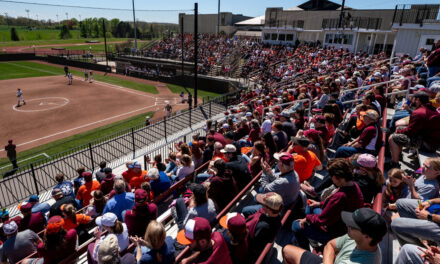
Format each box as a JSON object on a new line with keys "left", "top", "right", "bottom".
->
{"left": 165, "top": 101, "right": 172, "bottom": 118}
{"left": 84, "top": 69, "right": 89, "bottom": 81}
{"left": 68, "top": 72, "right": 73, "bottom": 85}
{"left": 89, "top": 71, "right": 94, "bottom": 83}
{"left": 16, "top": 88, "right": 26, "bottom": 107}
{"left": 64, "top": 65, "right": 69, "bottom": 77}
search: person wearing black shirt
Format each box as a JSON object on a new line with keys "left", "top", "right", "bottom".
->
{"left": 49, "top": 188, "right": 78, "bottom": 217}
{"left": 223, "top": 144, "right": 252, "bottom": 191}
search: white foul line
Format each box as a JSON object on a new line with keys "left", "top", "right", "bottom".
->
{"left": 0, "top": 152, "right": 50, "bottom": 170}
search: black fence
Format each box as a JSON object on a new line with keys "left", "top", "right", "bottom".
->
{"left": 0, "top": 90, "right": 243, "bottom": 209}
{"left": 392, "top": 4, "right": 440, "bottom": 26}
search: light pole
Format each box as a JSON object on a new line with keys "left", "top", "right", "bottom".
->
{"left": 217, "top": 0, "right": 220, "bottom": 34}
{"left": 25, "top": 9, "right": 30, "bottom": 27}
{"left": 79, "top": 14, "right": 81, "bottom": 22}
{"left": 132, "top": 0, "right": 137, "bottom": 49}
{"left": 5, "top": 12, "right": 9, "bottom": 28}
{"left": 56, "top": 14, "right": 59, "bottom": 25}
{"left": 36, "top": 14, "right": 38, "bottom": 26}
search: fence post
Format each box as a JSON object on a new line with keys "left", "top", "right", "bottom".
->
{"left": 189, "top": 108, "right": 192, "bottom": 128}
{"left": 88, "top": 143, "right": 95, "bottom": 171}
{"left": 30, "top": 163, "right": 39, "bottom": 195}
{"left": 164, "top": 119, "right": 167, "bottom": 142}
{"left": 131, "top": 128, "right": 136, "bottom": 159}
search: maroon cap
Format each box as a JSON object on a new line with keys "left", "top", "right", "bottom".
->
{"left": 19, "top": 202, "right": 33, "bottom": 212}
{"left": 135, "top": 189, "right": 147, "bottom": 202}
{"left": 177, "top": 217, "right": 212, "bottom": 245}
{"left": 82, "top": 171, "right": 93, "bottom": 181}
{"left": 273, "top": 152, "right": 294, "bottom": 165}
{"left": 8, "top": 139, "right": 13, "bottom": 143}
{"left": 304, "top": 129, "right": 323, "bottom": 141}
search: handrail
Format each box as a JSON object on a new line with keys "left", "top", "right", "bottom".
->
{"left": 341, "top": 78, "right": 404, "bottom": 95}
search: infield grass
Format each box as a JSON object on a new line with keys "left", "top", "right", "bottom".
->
{"left": 166, "top": 83, "right": 220, "bottom": 103}
{"left": 0, "top": 61, "right": 158, "bottom": 94}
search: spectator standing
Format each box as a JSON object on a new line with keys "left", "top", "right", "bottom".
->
{"left": 124, "top": 189, "right": 158, "bottom": 237}
{"left": 427, "top": 39, "right": 440, "bottom": 78}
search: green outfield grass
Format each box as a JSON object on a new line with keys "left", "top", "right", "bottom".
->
{"left": 0, "top": 28, "right": 81, "bottom": 42}
{"left": 0, "top": 37, "right": 130, "bottom": 48}
{"left": 166, "top": 83, "right": 220, "bottom": 102}
{"left": 31, "top": 43, "right": 115, "bottom": 52}
{"left": 0, "top": 61, "right": 158, "bottom": 94}
{"left": 0, "top": 111, "right": 155, "bottom": 175}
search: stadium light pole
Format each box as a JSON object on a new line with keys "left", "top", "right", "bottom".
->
{"left": 25, "top": 9, "right": 30, "bottom": 27}
{"left": 66, "top": 12, "right": 68, "bottom": 21}
{"left": 132, "top": 0, "right": 137, "bottom": 49}
{"left": 217, "top": 0, "right": 220, "bottom": 34}
{"left": 102, "top": 19, "right": 108, "bottom": 68}
{"left": 194, "top": 2, "right": 198, "bottom": 108}
{"left": 56, "top": 14, "right": 59, "bottom": 25}
{"left": 338, "top": 0, "right": 346, "bottom": 29}
{"left": 5, "top": 13, "right": 9, "bottom": 28}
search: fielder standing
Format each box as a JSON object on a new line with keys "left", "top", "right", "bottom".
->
{"left": 67, "top": 72, "right": 73, "bottom": 85}
{"left": 89, "top": 71, "right": 94, "bottom": 83}
{"left": 165, "top": 101, "right": 172, "bottom": 118}
{"left": 84, "top": 69, "right": 89, "bottom": 81}
{"left": 16, "top": 88, "right": 26, "bottom": 107}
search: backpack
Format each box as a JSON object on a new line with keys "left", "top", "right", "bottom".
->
{"left": 245, "top": 208, "right": 264, "bottom": 239}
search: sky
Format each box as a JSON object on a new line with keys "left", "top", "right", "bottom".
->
{"left": 1, "top": 0, "right": 440, "bottom": 24}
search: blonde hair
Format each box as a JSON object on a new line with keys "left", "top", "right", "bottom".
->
{"left": 427, "top": 158, "right": 440, "bottom": 172}
{"left": 144, "top": 221, "right": 166, "bottom": 250}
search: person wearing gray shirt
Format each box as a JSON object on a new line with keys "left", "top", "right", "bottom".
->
{"left": 1, "top": 221, "right": 41, "bottom": 264}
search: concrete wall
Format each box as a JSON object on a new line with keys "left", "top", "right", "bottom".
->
{"left": 179, "top": 13, "right": 251, "bottom": 34}
{"left": 394, "top": 28, "right": 440, "bottom": 57}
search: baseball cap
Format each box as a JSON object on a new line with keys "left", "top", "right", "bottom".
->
{"left": 135, "top": 189, "right": 148, "bottom": 202}
{"left": 104, "top": 167, "right": 112, "bottom": 174}
{"left": 8, "top": 139, "right": 13, "bottom": 143}
{"left": 52, "top": 188, "right": 63, "bottom": 196}
{"left": 304, "top": 129, "right": 322, "bottom": 141}
{"left": 353, "top": 154, "right": 377, "bottom": 168}
{"left": 220, "top": 144, "right": 236, "bottom": 153}
{"left": 256, "top": 192, "right": 283, "bottom": 211}
{"left": 46, "top": 216, "right": 64, "bottom": 234}
{"left": 128, "top": 161, "right": 141, "bottom": 169}
{"left": 96, "top": 212, "right": 118, "bottom": 227}
{"left": 292, "top": 137, "right": 311, "bottom": 147}
{"left": 82, "top": 171, "right": 93, "bottom": 181}
{"left": 219, "top": 213, "right": 247, "bottom": 236}
{"left": 273, "top": 152, "right": 294, "bottom": 165}
{"left": 19, "top": 202, "right": 33, "bottom": 212}
{"left": 28, "top": 195, "right": 39, "bottom": 203}
{"left": 224, "top": 111, "right": 229, "bottom": 115}
{"left": 177, "top": 217, "right": 212, "bottom": 245}
{"left": 0, "top": 209, "right": 9, "bottom": 219}
{"left": 222, "top": 123, "right": 229, "bottom": 129}
{"left": 3, "top": 220, "right": 18, "bottom": 235}
{"left": 98, "top": 234, "right": 119, "bottom": 263}
{"left": 341, "top": 208, "right": 387, "bottom": 241}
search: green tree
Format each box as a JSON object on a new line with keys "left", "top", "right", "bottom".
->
{"left": 59, "top": 25, "right": 71, "bottom": 39}
{"left": 80, "top": 22, "right": 87, "bottom": 38}
{"left": 10, "top": 27, "right": 19, "bottom": 41}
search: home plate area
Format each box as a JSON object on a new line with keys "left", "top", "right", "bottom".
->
{"left": 13, "top": 97, "right": 70, "bottom": 112}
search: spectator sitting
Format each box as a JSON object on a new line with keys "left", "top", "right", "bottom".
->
{"left": 242, "top": 152, "right": 300, "bottom": 217}
{"left": 17, "top": 202, "right": 46, "bottom": 234}
{"left": 171, "top": 154, "right": 195, "bottom": 182}
{"left": 224, "top": 131, "right": 242, "bottom": 158}
{"left": 207, "top": 159, "right": 239, "bottom": 211}
{"left": 303, "top": 129, "right": 325, "bottom": 163}
{"left": 351, "top": 154, "right": 385, "bottom": 203}
{"left": 25, "top": 195, "right": 50, "bottom": 215}
{"left": 53, "top": 173, "right": 74, "bottom": 198}
{"left": 283, "top": 208, "right": 387, "bottom": 264}
{"left": 292, "top": 158, "right": 364, "bottom": 250}
{"left": 246, "top": 192, "right": 283, "bottom": 262}
{"left": 103, "top": 179, "right": 135, "bottom": 221}
{"left": 211, "top": 142, "right": 227, "bottom": 162}
{"left": 165, "top": 152, "right": 178, "bottom": 175}
{"left": 335, "top": 109, "right": 381, "bottom": 158}
{"left": 202, "top": 136, "right": 215, "bottom": 163}
{"left": 73, "top": 167, "right": 86, "bottom": 195}
{"left": 1, "top": 220, "right": 42, "bottom": 264}
{"left": 49, "top": 188, "right": 78, "bottom": 218}
{"left": 219, "top": 213, "right": 249, "bottom": 264}
{"left": 272, "top": 121, "right": 288, "bottom": 152}
{"left": 89, "top": 212, "right": 130, "bottom": 264}
{"left": 60, "top": 204, "right": 92, "bottom": 244}
{"left": 85, "top": 190, "right": 107, "bottom": 218}
{"left": 395, "top": 244, "right": 440, "bottom": 264}
{"left": 124, "top": 189, "right": 157, "bottom": 237}
{"left": 388, "top": 91, "right": 440, "bottom": 168}
{"left": 173, "top": 184, "right": 217, "bottom": 230}
{"left": 76, "top": 171, "right": 101, "bottom": 207}
{"left": 95, "top": 161, "right": 107, "bottom": 183}
{"left": 249, "top": 141, "right": 268, "bottom": 178}
{"left": 287, "top": 137, "right": 322, "bottom": 183}
{"left": 176, "top": 217, "right": 232, "bottom": 264}
{"left": 35, "top": 216, "right": 78, "bottom": 264}
{"left": 100, "top": 168, "right": 116, "bottom": 195}
{"left": 312, "top": 115, "right": 330, "bottom": 144}
{"left": 97, "top": 234, "right": 136, "bottom": 264}
{"left": 223, "top": 144, "right": 252, "bottom": 191}
{"left": 127, "top": 163, "right": 148, "bottom": 189}
{"left": 132, "top": 221, "right": 175, "bottom": 264}
{"left": 191, "top": 141, "right": 204, "bottom": 170}
{"left": 147, "top": 168, "right": 171, "bottom": 198}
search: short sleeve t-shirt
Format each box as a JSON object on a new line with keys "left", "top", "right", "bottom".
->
{"left": 76, "top": 180, "right": 101, "bottom": 206}
{"left": 406, "top": 176, "right": 440, "bottom": 201}
{"left": 292, "top": 150, "right": 322, "bottom": 182}
{"left": 334, "top": 234, "right": 381, "bottom": 264}
{"left": 1, "top": 230, "right": 40, "bottom": 264}
{"left": 63, "top": 214, "right": 91, "bottom": 230}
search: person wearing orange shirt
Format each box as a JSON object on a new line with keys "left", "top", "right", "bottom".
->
{"left": 287, "top": 137, "right": 322, "bottom": 183}
{"left": 212, "top": 142, "right": 228, "bottom": 162}
{"left": 76, "top": 171, "right": 100, "bottom": 207}
{"left": 61, "top": 203, "right": 92, "bottom": 244}
{"left": 129, "top": 168, "right": 149, "bottom": 190}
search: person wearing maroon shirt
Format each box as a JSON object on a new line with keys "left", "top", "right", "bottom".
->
{"left": 177, "top": 217, "right": 232, "bottom": 264}
{"left": 209, "top": 129, "right": 226, "bottom": 147}
{"left": 36, "top": 216, "right": 77, "bottom": 264}
{"left": 389, "top": 91, "right": 440, "bottom": 167}
{"left": 124, "top": 189, "right": 158, "bottom": 237}
{"left": 4, "top": 139, "right": 17, "bottom": 169}
{"left": 207, "top": 159, "right": 238, "bottom": 211}
{"left": 292, "top": 159, "right": 364, "bottom": 250}
{"left": 100, "top": 168, "right": 116, "bottom": 195}
{"left": 17, "top": 202, "right": 46, "bottom": 234}
{"left": 313, "top": 115, "right": 330, "bottom": 144}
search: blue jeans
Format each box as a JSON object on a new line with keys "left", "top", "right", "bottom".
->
{"left": 196, "top": 173, "right": 210, "bottom": 183}
{"left": 390, "top": 110, "right": 410, "bottom": 129}
{"left": 292, "top": 220, "right": 332, "bottom": 250}
{"left": 335, "top": 146, "right": 375, "bottom": 158}
{"left": 427, "top": 76, "right": 440, "bottom": 87}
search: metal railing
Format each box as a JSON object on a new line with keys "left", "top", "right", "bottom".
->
{"left": 392, "top": 4, "right": 440, "bottom": 27}
{"left": 0, "top": 90, "right": 244, "bottom": 209}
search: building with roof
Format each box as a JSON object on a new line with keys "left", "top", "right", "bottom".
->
{"left": 179, "top": 12, "right": 251, "bottom": 35}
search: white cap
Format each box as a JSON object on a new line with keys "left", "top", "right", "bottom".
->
{"left": 96, "top": 212, "right": 118, "bottom": 227}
